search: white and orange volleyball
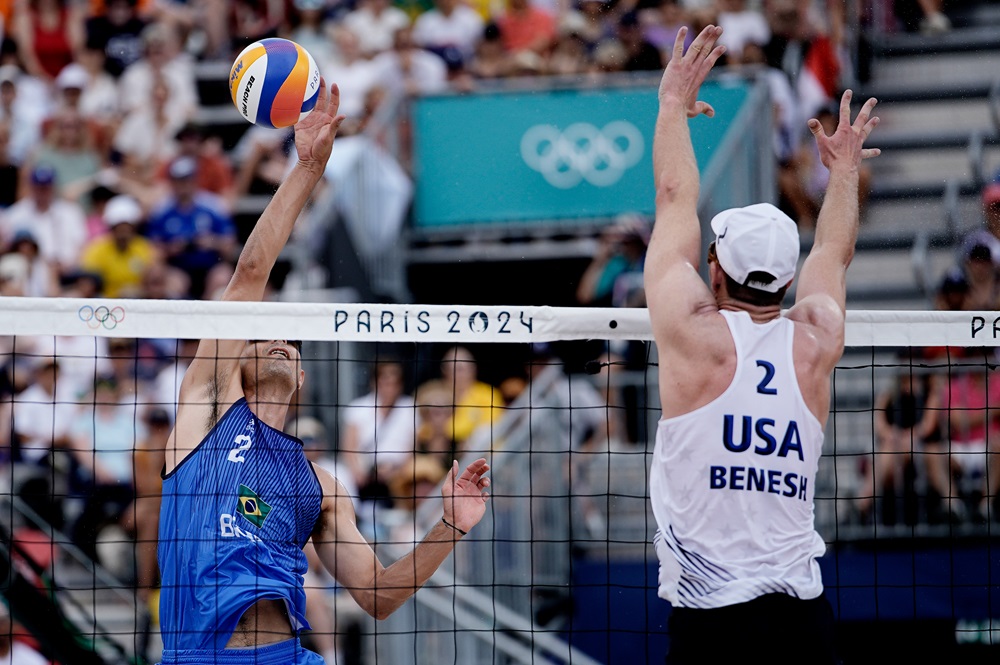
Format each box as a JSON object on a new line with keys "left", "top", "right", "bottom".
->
{"left": 229, "top": 38, "right": 321, "bottom": 129}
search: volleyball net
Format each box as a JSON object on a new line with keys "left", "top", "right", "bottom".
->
{"left": 1, "top": 298, "right": 1000, "bottom": 664}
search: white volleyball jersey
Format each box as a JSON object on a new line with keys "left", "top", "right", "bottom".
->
{"left": 650, "top": 310, "right": 826, "bottom": 609}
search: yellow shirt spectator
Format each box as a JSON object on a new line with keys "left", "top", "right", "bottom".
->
{"left": 80, "top": 195, "right": 157, "bottom": 297}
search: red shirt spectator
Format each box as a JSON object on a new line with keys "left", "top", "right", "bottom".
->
{"left": 496, "top": 0, "right": 555, "bottom": 54}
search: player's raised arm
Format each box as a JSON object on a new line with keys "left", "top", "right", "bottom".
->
{"left": 311, "top": 459, "right": 490, "bottom": 619}
{"left": 792, "top": 90, "right": 880, "bottom": 319}
{"left": 167, "top": 81, "right": 345, "bottom": 471}
{"left": 644, "top": 25, "right": 726, "bottom": 323}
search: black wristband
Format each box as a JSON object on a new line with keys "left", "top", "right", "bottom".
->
{"left": 441, "top": 517, "right": 467, "bottom": 536}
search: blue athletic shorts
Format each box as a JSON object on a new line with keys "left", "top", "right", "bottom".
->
{"left": 159, "top": 638, "right": 325, "bottom": 664}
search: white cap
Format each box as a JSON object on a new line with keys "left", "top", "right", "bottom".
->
{"left": 710, "top": 203, "right": 799, "bottom": 293}
{"left": 103, "top": 195, "right": 143, "bottom": 226}
{"left": 55, "top": 63, "right": 89, "bottom": 90}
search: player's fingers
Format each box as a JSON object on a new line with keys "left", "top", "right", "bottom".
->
{"left": 701, "top": 44, "right": 726, "bottom": 73}
{"left": 861, "top": 147, "right": 881, "bottom": 159}
{"left": 861, "top": 117, "right": 879, "bottom": 140}
{"left": 693, "top": 101, "right": 715, "bottom": 118}
{"left": 838, "top": 89, "right": 853, "bottom": 128}
{"left": 807, "top": 118, "right": 824, "bottom": 137}
{"left": 331, "top": 114, "right": 346, "bottom": 135}
{"left": 328, "top": 82, "right": 340, "bottom": 114}
{"left": 686, "top": 24, "right": 715, "bottom": 60}
{"left": 314, "top": 77, "right": 329, "bottom": 113}
{"left": 854, "top": 96, "right": 877, "bottom": 128}
{"left": 671, "top": 26, "right": 687, "bottom": 62}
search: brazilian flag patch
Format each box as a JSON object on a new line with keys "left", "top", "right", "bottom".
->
{"left": 237, "top": 484, "right": 272, "bottom": 528}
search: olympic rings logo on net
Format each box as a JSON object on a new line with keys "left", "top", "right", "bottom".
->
{"left": 79, "top": 305, "right": 126, "bottom": 330}
{"left": 520, "top": 121, "right": 644, "bottom": 189}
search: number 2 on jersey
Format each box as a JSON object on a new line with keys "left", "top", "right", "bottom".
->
{"left": 756, "top": 360, "right": 777, "bottom": 395}
{"left": 227, "top": 434, "right": 253, "bottom": 463}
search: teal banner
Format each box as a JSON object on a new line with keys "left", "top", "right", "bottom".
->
{"left": 411, "top": 79, "right": 750, "bottom": 228}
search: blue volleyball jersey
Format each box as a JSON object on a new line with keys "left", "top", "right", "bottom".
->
{"left": 158, "top": 398, "right": 324, "bottom": 651}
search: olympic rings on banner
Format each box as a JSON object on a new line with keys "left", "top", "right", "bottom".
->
{"left": 520, "top": 121, "right": 644, "bottom": 189}
{"left": 79, "top": 305, "right": 126, "bottom": 330}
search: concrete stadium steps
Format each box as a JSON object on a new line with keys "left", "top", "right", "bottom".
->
{"left": 846, "top": 11, "right": 1000, "bottom": 307}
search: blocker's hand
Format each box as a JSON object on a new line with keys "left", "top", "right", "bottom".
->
{"left": 294, "top": 78, "right": 346, "bottom": 174}
{"left": 809, "top": 89, "right": 881, "bottom": 170}
{"left": 658, "top": 25, "right": 726, "bottom": 118}
{"left": 442, "top": 458, "right": 491, "bottom": 534}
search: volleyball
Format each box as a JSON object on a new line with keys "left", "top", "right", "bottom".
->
{"left": 229, "top": 38, "right": 321, "bottom": 129}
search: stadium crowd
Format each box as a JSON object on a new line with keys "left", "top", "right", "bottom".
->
{"left": 0, "top": 0, "right": 990, "bottom": 660}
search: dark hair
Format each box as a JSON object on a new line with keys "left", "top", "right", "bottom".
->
{"left": 708, "top": 241, "right": 788, "bottom": 307}
{"left": 723, "top": 272, "right": 788, "bottom": 307}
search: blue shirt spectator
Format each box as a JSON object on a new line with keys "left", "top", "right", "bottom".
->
{"left": 146, "top": 156, "right": 237, "bottom": 298}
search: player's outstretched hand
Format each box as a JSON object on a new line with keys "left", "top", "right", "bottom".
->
{"left": 294, "top": 78, "right": 346, "bottom": 174}
{"left": 808, "top": 89, "right": 881, "bottom": 170}
{"left": 658, "top": 25, "right": 726, "bottom": 119}
{"left": 442, "top": 458, "right": 490, "bottom": 535}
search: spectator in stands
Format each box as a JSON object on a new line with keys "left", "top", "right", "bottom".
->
{"left": 69, "top": 374, "right": 143, "bottom": 561}
{"left": 372, "top": 25, "right": 449, "bottom": 97}
{"left": 85, "top": 0, "right": 147, "bottom": 77}
{"left": 571, "top": 0, "right": 614, "bottom": 51}
{"left": 1, "top": 165, "right": 87, "bottom": 276}
{"left": 894, "top": 0, "right": 951, "bottom": 34}
{"left": 589, "top": 37, "right": 627, "bottom": 74}
{"left": 146, "top": 155, "right": 237, "bottom": 298}
{"left": 642, "top": 0, "right": 692, "bottom": 56}
{"left": 54, "top": 59, "right": 118, "bottom": 151}
{"left": 0, "top": 65, "right": 44, "bottom": 165}
{"left": 118, "top": 22, "right": 197, "bottom": 121}
{"left": 547, "top": 22, "right": 589, "bottom": 75}
{"left": 283, "top": 0, "right": 339, "bottom": 72}
{"left": 229, "top": 0, "right": 283, "bottom": 54}
{"left": 763, "top": 0, "right": 840, "bottom": 122}
{"left": 0, "top": 603, "right": 47, "bottom": 665}
{"left": 6, "top": 230, "right": 58, "bottom": 297}
{"left": 934, "top": 267, "right": 969, "bottom": 312}
{"left": 343, "top": 0, "right": 410, "bottom": 57}
{"left": 139, "top": 253, "right": 190, "bottom": 298}
{"left": 496, "top": 0, "right": 556, "bottom": 55}
{"left": 576, "top": 213, "right": 649, "bottom": 308}
{"left": 388, "top": 452, "right": 447, "bottom": 513}
{"left": 412, "top": 0, "right": 485, "bottom": 66}
{"left": 981, "top": 180, "right": 1000, "bottom": 239}
{"left": 129, "top": 406, "right": 169, "bottom": 606}
{"left": 938, "top": 361, "right": 1000, "bottom": 522}
{"left": 617, "top": 11, "right": 662, "bottom": 71}
{"left": 289, "top": 415, "right": 355, "bottom": 665}
{"left": 232, "top": 127, "right": 293, "bottom": 197}
{"left": 0, "top": 120, "right": 17, "bottom": 207}
{"left": 414, "top": 383, "right": 457, "bottom": 472}
{"left": 11, "top": 356, "right": 75, "bottom": 467}
{"left": 80, "top": 195, "right": 159, "bottom": 297}
{"left": 576, "top": 214, "right": 649, "bottom": 442}
{"left": 151, "top": 337, "right": 197, "bottom": 422}
{"left": 713, "top": 0, "right": 767, "bottom": 63}
{"left": 325, "top": 27, "right": 379, "bottom": 119}
{"left": 467, "top": 22, "right": 508, "bottom": 78}
{"left": 959, "top": 230, "right": 1000, "bottom": 311}
{"left": 12, "top": 0, "right": 82, "bottom": 81}
{"left": 856, "top": 364, "right": 943, "bottom": 526}
{"left": 340, "top": 359, "right": 416, "bottom": 498}
{"left": 115, "top": 74, "right": 186, "bottom": 177}
{"left": 422, "top": 345, "right": 505, "bottom": 452}
{"left": 156, "top": 123, "right": 235, "bottom": 203}
{"left": 27, "top": 107, "right": 103, "bottom": 196}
